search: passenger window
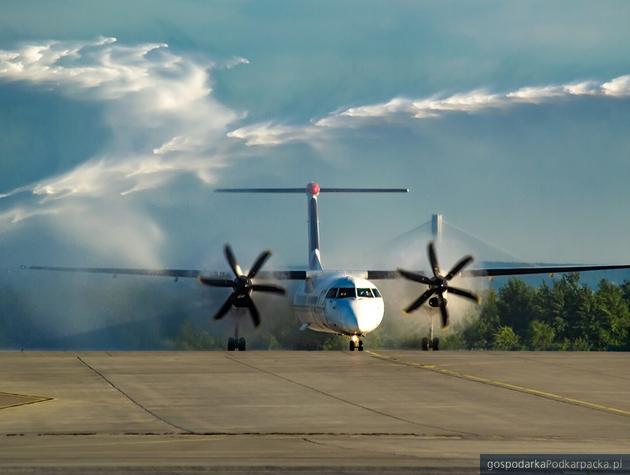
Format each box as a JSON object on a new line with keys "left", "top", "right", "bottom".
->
{"left": 372, "top": 288, "right": 382, "bottom": 298}
{"left": 326, "top": 288, "right": 337, "bottom": 298}
{"left": 357, "top": 288, "right": 373, "bottom": 298}
{"left": 336, "top": 288, "right": 356, "bottom": 299}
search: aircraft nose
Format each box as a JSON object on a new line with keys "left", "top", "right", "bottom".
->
{"left": 336, "top": 300, "right": 383, "bottom": 334}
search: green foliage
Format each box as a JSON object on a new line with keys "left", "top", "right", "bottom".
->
{"left": 322, "top": 337, "right": 347, "bottom": 351}
{"left": 440, "top": 332, "right": 466, "bottom": 350}
{"left": 3, "top": 271, "right": 630, "bottom": 352}
{"left": 570, "top": 337, "right": 592, "bottom": 351}
{"left": 462, "top": 288, "right": 500, "bottom": 349}
{"left": 183, "top": 274, "right": 625, "bottom": 352}
{"left": 458, "top": 274, "right": 630, "bottom": 351}
{"left": 497, "top": 280, "right": 536, "bottom": 335}
{"left": 529, "top": 320, "right": 556, "bottom": 350}
{"left": 493, "top": 326, "right": 521, "bottom": 351}
{"left": 174, "top": 321, "right": 221, "bottom": 350}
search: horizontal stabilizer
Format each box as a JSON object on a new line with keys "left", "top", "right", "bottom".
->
{"left": 215, "top": 187, "right": 409, "bottom": 193}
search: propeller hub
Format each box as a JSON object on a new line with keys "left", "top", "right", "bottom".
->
{"left": 234, "top": 275, "right": 252, "bottom": 293}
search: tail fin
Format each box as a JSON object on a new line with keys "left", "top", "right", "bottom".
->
{"left": 215, "top": 182, "right": 409, "bottom": 270}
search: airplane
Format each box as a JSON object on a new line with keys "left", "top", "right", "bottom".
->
{"left": 27, "top": 182, "right": 630, "bottom": 351}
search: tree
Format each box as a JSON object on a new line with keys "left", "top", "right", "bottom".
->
{"left": 463, "top": 288, "right": 501, "bottom": 349}
{"left": 441, "top": 332, "right": 466, "bottom": 350}
{"left": 174, "top": 321, "right": 220, "bottom": 350}
{"left": 493, "top": 326, "right": 521, "bottom": 350}
{"left": 595, "top": 279, "right": 630, "bottom": 349}
{"left": 497, "top": 279, "right": 536, "bottom": 336}
{"left": 570, "top": 337, "right": 592, "bottom": 351}
{"left": 550, "top": 273, "right": 584, "bottom": 341}
{"left": 529, "top": 320, "right": 556, "bottom": 350}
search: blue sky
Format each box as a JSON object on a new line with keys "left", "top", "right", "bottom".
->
{"left": 2, "top": 0, "right": 630, "bottom": 272}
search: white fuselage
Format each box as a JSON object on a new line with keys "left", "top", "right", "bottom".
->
{"left": 292, "top": 272, "right": 384, "bottom": 336}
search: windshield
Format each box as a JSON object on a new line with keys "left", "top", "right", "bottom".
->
{"left": 357, "top": 288, "right": 374, "bottom": 298}
{"left": 372, "top": 288, "right": 382, "bottom": 298}
{"left": 336, "top": 287, "right": 356, "bottom": 299}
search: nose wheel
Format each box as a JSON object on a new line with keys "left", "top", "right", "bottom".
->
{"left": 349, "top": 337, "right": 364, "bottom": 352}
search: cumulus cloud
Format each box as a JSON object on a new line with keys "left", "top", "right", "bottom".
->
{"left": 229, "top": 74, "right": 630, "bottom": 146}
{"left": 0, "top": 37, "right": 245, "bottom": 265}
{"left": 227, "top": 122, "right": 317, "bottom": 146}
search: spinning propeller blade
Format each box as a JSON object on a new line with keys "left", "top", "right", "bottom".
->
{"left": 199, "top": 245, "right": 285, "bottom": 327}
{"left": 398, "top": 241, "right": 479, "bottom": 328}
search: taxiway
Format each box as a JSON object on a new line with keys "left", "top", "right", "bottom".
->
{"left": 0, "top": 351, "right": 629, "bottom": 473}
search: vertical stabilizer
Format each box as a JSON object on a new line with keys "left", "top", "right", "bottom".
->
{"left": 306, "top": 182, "right": 323, "bottom": 270}
{"left": 215, "top": 183, "right": 408, "bottom": 271}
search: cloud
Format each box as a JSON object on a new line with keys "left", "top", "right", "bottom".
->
{"left": 227, "top": 122, "right": 317, "bottom": 146}
{"left": 0, "top": 37, "right": 246, "bottom": 265}
{"left": 228, "top": 74, "right": 630, "bottom": 146}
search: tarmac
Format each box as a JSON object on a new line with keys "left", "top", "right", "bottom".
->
{"left": 0, "top": 350, "right": 629, "bottom": 474}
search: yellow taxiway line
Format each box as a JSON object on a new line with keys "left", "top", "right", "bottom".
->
{"left": 366, "top": 350, "right": 630, "bottom": 418}
{"left": 0, "top": 391, "right": 52, "bottom": 411}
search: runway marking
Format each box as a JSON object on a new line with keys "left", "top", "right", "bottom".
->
{"left": 76, "top": 356, "right": 192, "bottom": 434}
{"left": 366, "top": 351, "right": 630, "bottom": 419}
{"left": 0, "top": 391, "right": 52, "bottom": 410}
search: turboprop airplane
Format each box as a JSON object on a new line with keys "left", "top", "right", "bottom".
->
{"left": 27, "top": 182, "right": 630, "bottom": 351}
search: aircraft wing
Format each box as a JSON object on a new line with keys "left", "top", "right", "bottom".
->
{"left": 463, "top": 264, "right": 630, "bottom": 278}
{"left": 367, "top": 264, "right": 630, "bottom": 280}
{"left": 26, "top": 266, "right": 307, "bottom": 280}
{"left": 28, "top": 263, "right": 630, "bottom": 280}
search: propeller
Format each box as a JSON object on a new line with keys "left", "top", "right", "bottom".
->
{"left": 198, "top": 245, "right": 286, "bottom": 327}
{"left": 397, "top": 241, "right": 479, "bottom": 328}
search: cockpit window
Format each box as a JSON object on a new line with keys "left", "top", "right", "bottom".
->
{"left": 326, "top": 288, "right": 338, "bottom": 298}
{"left": 357, "top": 288, "right": 374, "bottom": 298}
{"left": 372, "top": 288, "right": 382, "bottom": 298}
{"left": 336, "top": 287, "right": 356, "bottom": 299}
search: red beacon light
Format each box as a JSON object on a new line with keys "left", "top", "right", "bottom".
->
{"left": 307, "top": 182, "right": 320, "bottom": 196}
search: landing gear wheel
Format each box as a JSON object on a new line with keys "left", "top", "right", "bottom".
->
{"left": 421, "top": 337, "right": 429, "bottom": 351}
{"left": 349, "top": 340, "right": 356, "bottom": 351}
{"left": 358, "top": 340, "right": 364, "bottom": 351}
{"left": 432, "top": 337, "right": 440, "bottom": 351}
{"left": 227, "top": 337, "right": 236, "bottom": 351}
{"left": 238, "top": 337, "right": 246, "bottom": 351}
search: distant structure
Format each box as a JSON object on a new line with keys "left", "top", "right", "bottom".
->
{"left": 431, "top": 214, "right": 443, "bottom": 243}
{"left": 374, "top": 212, "right": 526, "bottom": 268}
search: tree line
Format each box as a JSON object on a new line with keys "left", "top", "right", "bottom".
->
{"left": 2, "top": 273, "right": 629, "bottom": 350}
{"left": 172, "top": 274, "right": 630, "bottom": 351}
{"left": 441, "top": 274, "right": 630, "bottom": 351}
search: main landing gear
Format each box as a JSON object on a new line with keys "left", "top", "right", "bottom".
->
{"left": 349, "top": 335, "right": 364, "bottom": 352}
{"left": 227, "top": 323, "right": 247, "bottom": 351}
{"left": 421, "top": 336, "right": 440, "bottom": 351}
{"left": 421, "top": 314, "right": 440, "bottom": 351}
{"left": 227, "top": 336, "right": 246, "bottom": 351}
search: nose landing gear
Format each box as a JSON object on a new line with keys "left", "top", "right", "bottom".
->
{"left": 349, "top": 336, "right": 364, "bottom": 351}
